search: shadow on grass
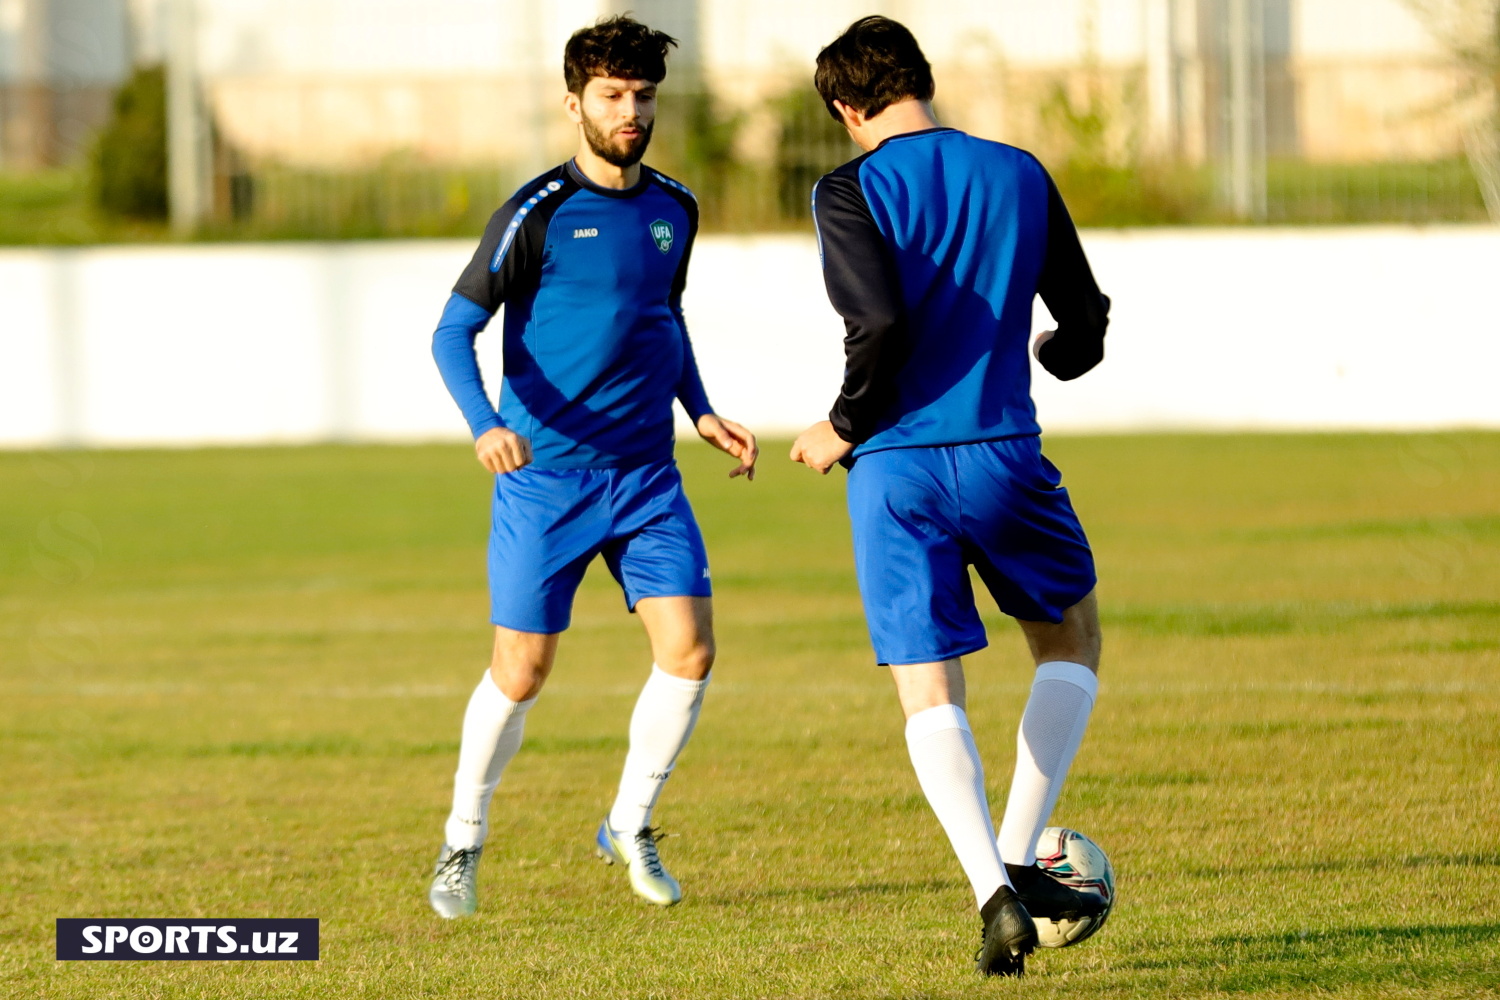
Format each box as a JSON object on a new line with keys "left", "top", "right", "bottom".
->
{"left": 58, "top": 734, "right": 622, "bottom": 759}
{"left": 1105, "top": 600, "right": 1500, "bottom": 638}
{"left": 1396, "top": 638, "right": 1500, "bottom": 654}
{"left": 1070, "top": 771, "right": 1212, "bottom": 789}
{"left": 1212, "top": 922, "right": 1500, "bottom": 954}
{"left": 1138, "top": 716, "right": 1417, "bottom": 741}
{"left": 186, "top": 737, "right": 457, "bottom": 757}
{"left": 1229, "top": 515, "right": 1500, "bottom": 544}
{"left": 1128, "top": 922, "right": 1500, "bottom": 992}
{"left": 1186, "top": 851, "right": 1500, "bottom": 878}
{"left": 1215, "top": 923, "right": 1500, "bottom": 991}
{"left": 716, "top": 877, "right": 965, "bottom": 905}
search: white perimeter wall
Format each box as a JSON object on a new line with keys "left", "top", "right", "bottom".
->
{"left": 1, "top": 226, "right": 1496, "bottom": 450}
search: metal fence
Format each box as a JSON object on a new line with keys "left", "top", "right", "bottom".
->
{"left": 1, "top": 0, "right": 1496, "bottom": 238}
{"left": 173, "top": 79, "right": 1500, "bottom": 236}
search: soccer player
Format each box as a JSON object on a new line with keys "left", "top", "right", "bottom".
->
{"left": 425, "top": 15, "right": 757, "bottom": 918}
{"left": 790, "top": 17, "right": 1111, "bottom": 977}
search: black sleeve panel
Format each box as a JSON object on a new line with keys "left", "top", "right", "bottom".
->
{"left": 452, "top": 171, "right": 566, "bottom": 313}
{"left": 650, "top": 171, "right": 713, "bottom": 421}
{"left": 650, "top": 171, "right": 700, "bottom": 304}
{"left": 814, "top": 169, "right": 910, "bottom": 445}
{"left": 1035, "top": 170, "right": 1111, "bottom": 381}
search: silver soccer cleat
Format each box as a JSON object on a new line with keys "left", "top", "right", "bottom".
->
{"left": 428, "top": 844, "right": 483, "bottom": 919}
{"left": 594, "top": 820, "right": 682, "bottom": 907}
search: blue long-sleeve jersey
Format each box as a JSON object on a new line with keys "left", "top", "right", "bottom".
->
{"left": 812, "top": 128, "right": 1110, "bottom": 457}
{"left": 432, "top": 159, "right": 713, "bottom": 469}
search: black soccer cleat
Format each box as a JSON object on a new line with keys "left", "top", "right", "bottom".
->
{"left": 976, "top": 885, "right": 1039, "bottom": 977}
{"left": 1005, "top": 861, "right": 1109, "bottom": 921}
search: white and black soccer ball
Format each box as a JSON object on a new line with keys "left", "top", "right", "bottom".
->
{"left": 1032, "top": 827, "right": 1116, "bottom": 948}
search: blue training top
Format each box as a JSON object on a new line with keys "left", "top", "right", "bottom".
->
{"left": 812, "top": 127, "right": 1110, "bottom": 458}
{"left": 432, "top": 160, "right": 713, "bottom": 469}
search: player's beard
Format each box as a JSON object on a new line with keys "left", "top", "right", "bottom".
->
{"left": 580, "top": 111, "right": 654, "bottom": 168}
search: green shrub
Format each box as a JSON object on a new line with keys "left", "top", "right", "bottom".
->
{"left": 1039, "top": 75, "right": 1213, "bottom": 226}
{"left": 773, "top": 86, "right": 851, "bottom": 222}
{"left": 92, "top": 66, "right": 168, "bottom": 221}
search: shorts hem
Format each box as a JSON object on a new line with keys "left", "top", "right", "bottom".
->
{"left": 624, "top": 587, "right": 714, "bottom": 613}
{"left": 489, "top": 614, "right": 570, "bottom": 635}
{"left": 1001, "top": 576, "right": 1098, "bottom": 626}
{"left": 875, "top": 637, "right": 989, "bottom": 667}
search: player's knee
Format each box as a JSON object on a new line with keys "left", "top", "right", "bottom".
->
{"left": 685, "top": 639, "right": 716, "bottom": 678}
{"left": 661, "top": 640, "right": 714, "bottom": 680}
{"left": 488, "top": 660, "right": 549, "bottom": 701}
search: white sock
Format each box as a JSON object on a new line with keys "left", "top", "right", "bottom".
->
{"left": 996, "top": 661, "right": 1098, "bottom": 866}
{"left": 444, "top": 672, "right": 536, "bottom": 849}
{"left": 905, "top": 704, "right": 1009, "bottom": 908}
{"left": 607, "top": 665, "right": 710, "bottom": 834}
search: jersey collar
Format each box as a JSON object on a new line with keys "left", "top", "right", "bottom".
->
{"left": 566, "top": 158, "right": 652, "bottom": 198}
{"left": 873, "top": 126, "right": 958, "bottom": 152}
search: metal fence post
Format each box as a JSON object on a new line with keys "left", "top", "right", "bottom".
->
{"left": 1225, "top": 0, "right": 1267, "bottom": 220}
{"left": 167, "top": 0, "right": 211, "bottom": 236}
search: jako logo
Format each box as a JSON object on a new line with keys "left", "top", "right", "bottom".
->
{"left": 573, "top": 228, "right": 599, "bottom": 239}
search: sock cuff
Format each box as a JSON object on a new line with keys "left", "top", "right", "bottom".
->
{"left": 649, "top": 663, "right": 711, "bottom": 693}
{"left": 479, "top": 672, "right": 538, "bottom": 712}
{"left": 904, "top": 703, "right": 971, "bottom": 744}
{"left": 1034, "top": 661, "right": 1098, "bottom": 705}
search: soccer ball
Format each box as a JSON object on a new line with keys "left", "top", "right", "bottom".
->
{"left": 1032, "top": 827, "right": 1116, "bottom": 948}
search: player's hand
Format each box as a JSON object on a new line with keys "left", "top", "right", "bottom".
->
{"left": 1032, "top": 328, "right": 1056, "bottom": 362}
{"left": 789, "top": 420, "right": 853, "bottom": 475}
{"left": 475, "top": 427, "right": 533, "bottom": 475}
{"left": 696, "top": 414, "right": 758, "bottom": 481}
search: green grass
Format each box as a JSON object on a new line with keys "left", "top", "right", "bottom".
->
{"left": 0, "top": 170, "right": 172, "bottom": 246}
{"left": 2, "top": 433, "right": 1498, "bottom": 998}
{"left": 1265, "top": 159, "right": 1490, "bottom": 225}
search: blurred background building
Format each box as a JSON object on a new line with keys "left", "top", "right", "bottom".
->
{"left": 0, "top": 0, "right": 130, "bottom": 167}
{"left": 3, "top": 0, "right": 1497, "bottom": 449}
{"left": 1, "top": 0, "right": 1496, "bottom": 240}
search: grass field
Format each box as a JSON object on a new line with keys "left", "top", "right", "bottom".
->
{"left": 2, "top": 434, "right": 1498, "bottom": 999}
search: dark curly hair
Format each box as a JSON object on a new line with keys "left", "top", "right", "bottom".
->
{"left": 814, "top": 16, "right": 934, "bottom": 122}
{"left": 564, "top": 15, "right": 678, "bottom": 96}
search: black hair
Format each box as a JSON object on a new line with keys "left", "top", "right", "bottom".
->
{"left": 814, "top": 16, "right": 934, "bottom": 122}
{"left": 563, "top": 14, "right": 678, "bottom": 96}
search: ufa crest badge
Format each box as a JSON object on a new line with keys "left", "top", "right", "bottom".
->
{"left": 649, "top": 219, "right": 674, "bottom": 254}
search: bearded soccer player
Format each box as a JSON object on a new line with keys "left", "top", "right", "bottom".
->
{"left": 791, "top": 17, "right": 1111, "bottom": 976}
{"left": 425, "top": 15, "right": 757, "bottom": 917}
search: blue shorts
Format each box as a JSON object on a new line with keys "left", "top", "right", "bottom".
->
{"left": 487, "top": 459, "right": 711, "bottom": 634}
{"left": 845, "top": 437, "right": 1096, "bottom": 666}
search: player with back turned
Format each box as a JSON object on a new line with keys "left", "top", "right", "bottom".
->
{"left": 425, "top": 15, "right": 757, "bottom": 917}
{"left": 790, "top": 17, "right": 1112, "bottom": 977}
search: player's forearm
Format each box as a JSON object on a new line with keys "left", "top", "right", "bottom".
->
{"left": 677, "top": 380, "right": 713, "bottom": 424}
{"left": 431, "top": 292, "right": 503, "bottom": 438}
{"left": 829, "top": 318, "right": 906, "bottom": 444}
{"left": 1037, "top": 293, "right": 1109, "bottom": 381}
{"left": 814, "top": 173, "right": 909, "bottom": 444}
{"left": 1037, "top": 177, "right": 1110, "bottom": 381}
{"left": 673, "top": 313, "right": 713, "bottom": 422}
{"left": 829, "top": 395, "right": 875, "bottom": 444}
